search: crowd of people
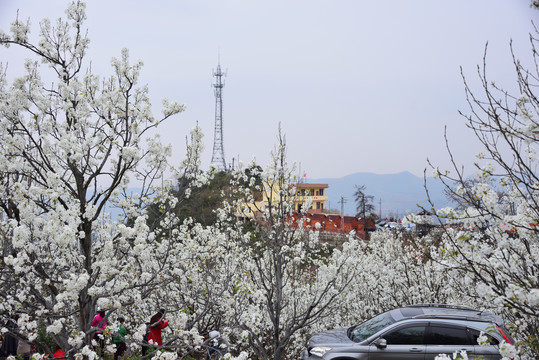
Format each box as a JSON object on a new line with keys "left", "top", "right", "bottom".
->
{"left": 0, "top": 309, "right": 227, "bottom": 360}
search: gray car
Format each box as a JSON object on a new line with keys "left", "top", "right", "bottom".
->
{"left": 301, "top": 304, "right": 514, "bottom": 360}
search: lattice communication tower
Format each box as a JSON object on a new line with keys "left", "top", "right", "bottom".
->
{"left": 210, "top": 62, "right": 227, "bottom": 171}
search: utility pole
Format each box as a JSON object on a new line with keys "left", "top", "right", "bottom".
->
{"left": 362, "top": 195, "right": 366, "bottom": 238}
{"left": 338, "top": 196, "right": 347, "bottom": 233}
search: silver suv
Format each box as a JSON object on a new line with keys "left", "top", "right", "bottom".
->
{"left": 301, "top": 305, "right": 514, "bottom": 360}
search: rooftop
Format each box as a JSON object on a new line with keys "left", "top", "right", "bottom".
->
{"left": 295, "top": 183, "right": 328, "bottom": 189}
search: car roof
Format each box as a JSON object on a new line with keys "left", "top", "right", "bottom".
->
{"left": 390, "top": 304, "right": 504, "bottom": 325}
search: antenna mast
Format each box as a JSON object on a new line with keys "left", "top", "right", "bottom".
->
{"left": 210, "top": 60, "right": 227, "bottom": 171}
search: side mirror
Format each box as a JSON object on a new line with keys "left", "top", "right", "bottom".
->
{"left": 373, "top": 338, "right": 387, "bottom": 349}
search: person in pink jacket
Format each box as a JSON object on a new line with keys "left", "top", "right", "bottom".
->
{"left": 147, "top": 309, "right": 168, "bottom": 347}
{"left": 91, "top": 308, "right": 107, "bottom": 356}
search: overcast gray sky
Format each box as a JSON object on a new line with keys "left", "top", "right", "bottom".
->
{"left": 0, "top": 1, "right": 536, "bottom": 179}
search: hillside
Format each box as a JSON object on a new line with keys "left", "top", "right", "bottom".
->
{"left": 307, "top": 171, "right": 450, "bottom": 218}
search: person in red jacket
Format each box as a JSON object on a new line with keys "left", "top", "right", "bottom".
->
{"left": 147, "top": 309, "right": 168, "bottom": 347}
{"left": 53, "top": 346, "right": 67, "bottom": 360}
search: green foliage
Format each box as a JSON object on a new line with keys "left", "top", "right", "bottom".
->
{"left": 145, "top": 171, "right": 233, "bottom": 229}
{"left": 176, "top": 171, "right": 232, "bottom": 226}
{"left": 147, "top": 167, "right": 263, "bottom": 229}
{"left": 170, "top": 165, "right": 263, "bottom": 227}
{"left": 241, "top": 164, "right": 263, "bottom": 188}
{"left": 36, "top": 325, "right": 56, "bottom": 353}
{"left": 527, "top": 335, "right": 539, "bottom": 355}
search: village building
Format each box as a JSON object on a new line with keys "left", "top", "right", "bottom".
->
{"left": 294, "top": 183, "right": 328, "bottom": 213}
{"left": 238, "top": 180, "right": 374, "bottom": 241}
{"left": 238, "top": 180, "right": 328, "bottom": 217}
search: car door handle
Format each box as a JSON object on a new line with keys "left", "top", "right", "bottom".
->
{"left": 409, "top": 347, "right": 423, "bottom": 352}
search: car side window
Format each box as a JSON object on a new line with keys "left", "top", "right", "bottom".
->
{"left": 428, "top": 325, "right": 472, "bottom": 345}
{"left": 382, "top": 326, "right": 426, "bottom": 345}
{"left": 468, "top": 328, "right": 499, "bottom": 345}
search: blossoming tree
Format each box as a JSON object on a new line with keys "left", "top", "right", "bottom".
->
{"left": 428, "top": 26, "right": 539, "bottom": 357}
{"left": 212, "top": 131, "right": 361, "bottom": 360}
{"left": 0, "top": 2, "right": 201, "bottom": 358}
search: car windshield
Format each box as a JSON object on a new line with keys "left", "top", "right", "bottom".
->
{"left": 348, "top": 312, "right": 396, "bottom": 342}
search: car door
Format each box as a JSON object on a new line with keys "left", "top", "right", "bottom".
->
{"left": 424, "top": 323, "right": 476, "bottom": 360}
{"left": 368, "top": 323, "right": 427, "bottom": 360}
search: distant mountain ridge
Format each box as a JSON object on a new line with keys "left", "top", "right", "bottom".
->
{"left": 306, "top": 171, "right": 450, "bottom": 218}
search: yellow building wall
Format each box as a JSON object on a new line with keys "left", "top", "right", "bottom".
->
{"left": 238, "top": 181, "right": 328, "bottom": 217}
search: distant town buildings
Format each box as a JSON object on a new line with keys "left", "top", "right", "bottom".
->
{"left": 238, "top": 180, "right": 374, "bottom": 240}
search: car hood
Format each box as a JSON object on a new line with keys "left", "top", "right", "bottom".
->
{"left": 308, "top": 327, "right": 351, "bottom": 347}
